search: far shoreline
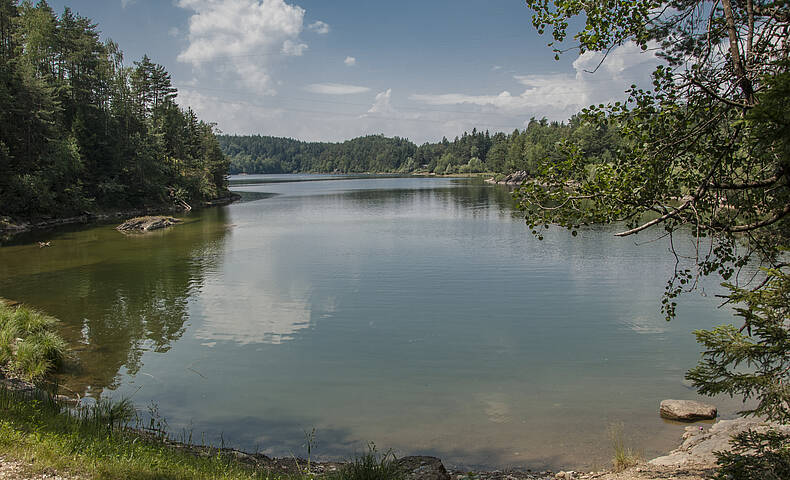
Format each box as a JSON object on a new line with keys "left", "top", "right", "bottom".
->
{"left": 0, "top": 193, "right": 241, "bottom": 238}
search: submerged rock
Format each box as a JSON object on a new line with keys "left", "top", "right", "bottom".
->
{"left": 660, "top": 399, "right": 717, "bottom": 422}
{"left": 117, "top": 216, "right": 181, "bottom": 232}
{"left": 396, "top": 456, "right": 450, "bottom": 480}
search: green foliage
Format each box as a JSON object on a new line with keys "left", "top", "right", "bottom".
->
{"left": 687, "top": 269, "right": 790, "bottom": 423}
{"left": 517, "top": 0, "right": 789, "bottom": 477}
{"left": 518, "top": 0, "right": 789, "bottom": 317}
{"left": 0, "top": 1, "right": 230, "bottom": 220}
{"left": 0, "top": 303, "right": 66, "bottom": 381}
{"left": 713, "top": 429, "right": 790, "bottom": 480}
{"left": 220, "top": 119, "right": 621, "bottom": 175}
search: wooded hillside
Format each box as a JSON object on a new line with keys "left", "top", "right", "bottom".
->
{"left": 0, "top": 0, "right": 230, "bottom": 220}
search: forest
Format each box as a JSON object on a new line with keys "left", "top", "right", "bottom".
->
{"left": 219, "top": 116, "right": 622, "bottom": 176}
{"left": 0, "top": 0, "right": 230, "bottom": 220}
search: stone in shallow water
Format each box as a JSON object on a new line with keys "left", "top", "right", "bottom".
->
{"left": 116, "top": 216, "right": 181, "bottom": 232}
{"left": 659, "top": 399, "right": 717, "bottom": 422}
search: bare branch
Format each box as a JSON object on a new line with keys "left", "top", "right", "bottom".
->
{"left": 726, "top": 203, "right": 790, "bottom": 232}
{"left": 710, "top": 174, "right": 783, "bottom": 190}
{"left": 614, "top": 199, "right": 692, "bottom": 237}
{"left": 691, "top": 79, "right": 751, "bottom": 108}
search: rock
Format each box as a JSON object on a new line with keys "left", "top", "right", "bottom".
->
{"left": 486, "top": 171, "right": 530, "bottom": 186}
{"left": 396, "top": 456, "right": 450, "bottom": 480}
{"left": 649, "top": 418, "right": 790, "bottom": 467}
{"left": 117, "top": 216, "right": 181, "bottom": 232}
{"left": 54, "top": 394, "right": 80, "bottom": 405}
{"left": 660, "top": 399, "right": 717, "bottom": 422}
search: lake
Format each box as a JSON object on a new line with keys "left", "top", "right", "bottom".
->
{"left": 0, "top": 175, "right": 745, "bottom": 471}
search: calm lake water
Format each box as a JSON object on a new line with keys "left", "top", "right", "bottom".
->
{"left": 0, "top": 175, "right": 746, "bottom": 470}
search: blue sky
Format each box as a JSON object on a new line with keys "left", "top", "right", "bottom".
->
{"left": 46, "top": 0, "right": 660, "bottom": 143}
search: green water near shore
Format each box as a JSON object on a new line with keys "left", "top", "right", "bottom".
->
{"left": 0, "top": 175, "right": 745, "bottom": 470}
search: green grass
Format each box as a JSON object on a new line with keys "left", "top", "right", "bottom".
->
{"left": 0, "top": 386, "right": 409, "bottom": 480}
{"left": 0, "top": 386, "right": 296, "bottom": 480}
{"left": 0, "top": 302, "right": 66, "bottom": 381}
{"left": 329, "top": 444, "right": 404, "bottom": 480}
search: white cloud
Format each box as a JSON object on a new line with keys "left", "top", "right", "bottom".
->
{"left": 168, "top": 27, "right": 180, "bottom": 37}
{"left": 121, "top": 0, "right": 135, "bottom": 8}
{"left": 344, "top": 56, "right": 356, "bottom": 67}
{"left": 367, "top": 89, "right": 395, "bottom": 114}
{"left": 176, "top": 0, "right": 307, "bottom": 94}
{"left": 306, "top": 83, "right": 370, "bottom": 95}
{"left": 176, "top": 43, "right": 661, "bottom": 145}
{"left": 282, "top": 39, "right": 308, "bottom": 56}
{"left": 307, "top": 20, "right": 330, "bottom": 34}
{"left": 411, "top": 42, "right": 660, "bottom": 122}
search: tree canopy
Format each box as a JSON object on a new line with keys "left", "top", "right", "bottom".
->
{"left": 220, "top": 117, "right": 622, "bottom": 176}
{"left": 519, "top": 0, "right": 789, "bottom": 475}
{"left": 0, "top": 0, "right": 230, "bottom": 220}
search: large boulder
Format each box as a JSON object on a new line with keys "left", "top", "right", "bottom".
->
{"left": 117, "top": 216, "right": 181, "bottom": 232}
{"left": 660, "top": 399, "right": 717, "bottom": 422}
{"left": 395, "top": 456, "right": 450, "bottom": 480}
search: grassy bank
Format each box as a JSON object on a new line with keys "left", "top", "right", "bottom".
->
{"left": 1, "top": 379, "right": 404, "bottom": 480}
{"left": 0, "top": 386, "right": 291, "bottom": 479}
{"left": 0, "top": 301, "right": 283, "bottom": 479}
{"left": 0, "top": 302, "right": 67, "bottom": 381}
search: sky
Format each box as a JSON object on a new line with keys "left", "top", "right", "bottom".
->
{"left": 46, "top": 0, "right": 661, "bottom": 144}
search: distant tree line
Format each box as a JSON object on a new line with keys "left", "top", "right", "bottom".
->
{"left": 219, "top": 117, "right": 622, "bottom": 176}
{"left": 0, "top": 0, "right": 230, "bottom": 220}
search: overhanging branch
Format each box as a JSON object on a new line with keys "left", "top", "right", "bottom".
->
{"left": 614, "top": 199, "right": 692, "bottom": 237}
{"left": 726, "top": 203, "right": 790, "bottom": 232}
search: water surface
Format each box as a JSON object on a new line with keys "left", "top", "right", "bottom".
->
{"left": 0, "top": 175, "right": 745, "bottom": 470}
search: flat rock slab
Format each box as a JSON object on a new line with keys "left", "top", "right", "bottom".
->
{"left": 660, "top": 399, "right": 717, "bottom": 422}
{"left": 117, "top": 216, "right": 181, "bottom": 232}
{"left": 396, "top": 456, "right": 450, "bottom": 480}
{"left": 649, "top": 418, "right": 790, "bottom": 467}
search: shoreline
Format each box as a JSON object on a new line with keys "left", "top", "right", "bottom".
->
{"left": 0, "top": 373, "right": 752, "bottom": 480}
{"left": 0, "top": 193, "right": 241, "bottom": 237}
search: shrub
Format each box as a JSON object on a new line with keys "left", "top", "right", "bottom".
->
{"left": 714, "top": 429, "right": 790, "bottom": 480}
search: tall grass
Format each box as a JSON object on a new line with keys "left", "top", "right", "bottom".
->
{"left": 0, "top": 303, "right": 67, "bottom": 381}
{"left": 608, "top": 423, "right": 641, "bottom": 472}
{"left": 330, "top": 444, "right": 404, "bottom": 480}
{"left": 0, "top": 385, "right": 294, "bottom": 479}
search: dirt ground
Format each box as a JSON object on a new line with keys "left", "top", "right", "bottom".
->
{"left": 0, "top": 456, "right": 717, "bottom": 480}
{"left": 0, "top": 456, "right": 82, "bottom": 480}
